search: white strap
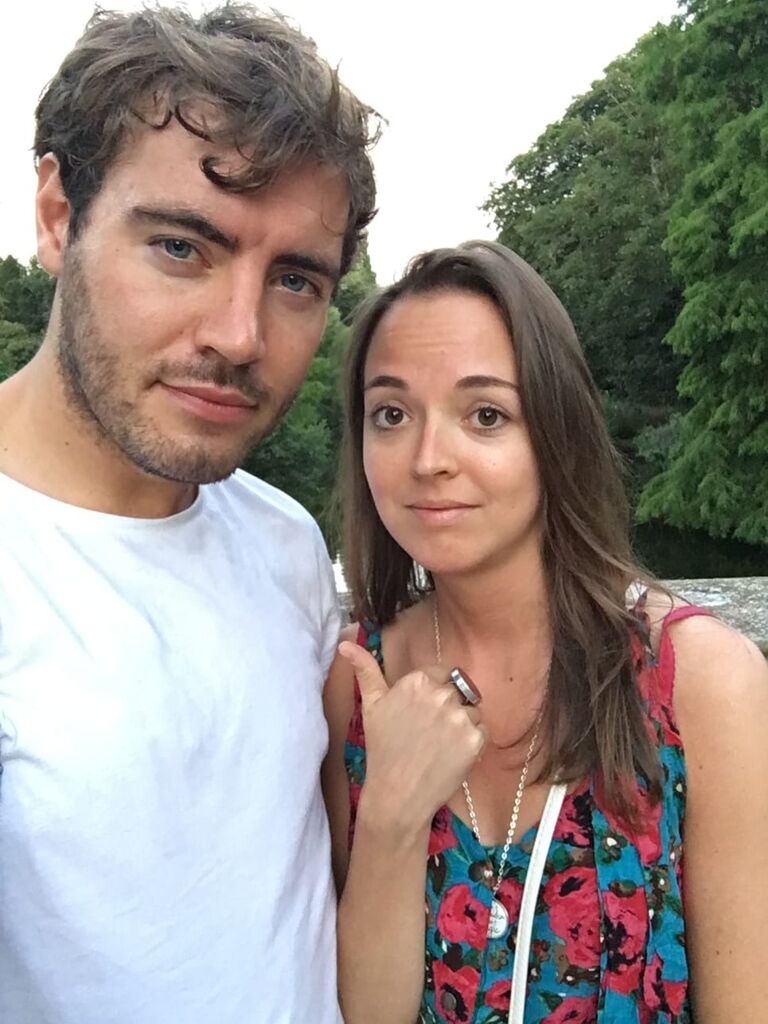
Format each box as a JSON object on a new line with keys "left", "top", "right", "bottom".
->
{"left": 507, "top": 782, "right": 568, "bottom": 1024}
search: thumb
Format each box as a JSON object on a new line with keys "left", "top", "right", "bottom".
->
{"left": 338, "top": 640, "right": 389, "bottom": 707}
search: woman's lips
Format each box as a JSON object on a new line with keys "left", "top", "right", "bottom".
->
{"left": 407, "top": 504, "right": 477, "bottom": 525}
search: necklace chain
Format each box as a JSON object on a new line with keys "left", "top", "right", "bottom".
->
{"left": 432, "top": 599, "right": 541, "bottom": 897}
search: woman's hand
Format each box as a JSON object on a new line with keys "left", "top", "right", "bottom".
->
{"left": 337, "top": 641, "right": 486, "bottom": 837}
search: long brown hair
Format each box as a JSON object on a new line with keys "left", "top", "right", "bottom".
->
{"left": 340, "top": 240, "right": 660, "bottom": 820}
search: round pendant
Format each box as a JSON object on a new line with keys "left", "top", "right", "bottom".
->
{"left": 488, "top": 897, "right": 510, "bottom": 939}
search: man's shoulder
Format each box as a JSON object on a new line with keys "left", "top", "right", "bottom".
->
{"left": 210, "top": 469, "right": 322, "bottom": 536}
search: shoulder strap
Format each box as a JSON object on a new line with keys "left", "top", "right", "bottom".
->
{"left": 660, "top": 604, "right": 714, "bottom": 629}
{"left": 356, "top": 620, "right": 384, "bottom": 665}
{"left": 508, "top": 782, "right": 568, "bottom": 1024}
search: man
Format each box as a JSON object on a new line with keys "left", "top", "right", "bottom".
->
{"left": 0, "top": 6, "right": 376, "bottom": 1022}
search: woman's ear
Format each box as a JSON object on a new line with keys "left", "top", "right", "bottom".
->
{"left": 36, "top": 154, "right": 71, "bottom": 278}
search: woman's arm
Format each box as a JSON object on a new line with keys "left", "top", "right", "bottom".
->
{"left": 672, "top": 615, "right": 768, "bottom": 1022}
{"left": 321, "top": 635, "right": 485, "bottom": 1024}
{"left": 321, "top": 624, "right": 359, "bottom": 895}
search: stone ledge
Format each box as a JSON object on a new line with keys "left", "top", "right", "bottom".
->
{"left": 664, "top": 577, "right": 767, "bottom": 657}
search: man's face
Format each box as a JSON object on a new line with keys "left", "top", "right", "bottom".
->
{"left": 53, "top": 121, "right": 349, "bottom": 484}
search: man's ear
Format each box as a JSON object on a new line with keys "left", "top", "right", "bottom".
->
{"left": 36, "top": 154, "right": 71, "bottom": 278}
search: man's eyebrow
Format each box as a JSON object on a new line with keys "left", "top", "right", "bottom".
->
{"left": 364, "top": 374, "right": 408, "bottom": 391}
{"left": 456, "top": 374, "right": 519, "bottom": 391}
{"left": 129, "top": 206, "right": 238, "bottom": 253}
{"left": 277, "top": 252, "right": 342, "bottom": 287}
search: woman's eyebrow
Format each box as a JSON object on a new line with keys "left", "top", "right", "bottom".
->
{"left": 364, "top": 375, "right": 408, "bottom": 391}
{"left": 363, "top": 374, "right": 519, "bottom": 392}
{"left": 456, "top": 374, "right": 519, "bottom": 391}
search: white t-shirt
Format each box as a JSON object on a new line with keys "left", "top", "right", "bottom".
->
{"left": 0, "top": 469, "right": 342, "bottom": 1024}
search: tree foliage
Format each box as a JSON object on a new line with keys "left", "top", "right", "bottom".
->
{"left": 636, "top": 0, "right": 768, "bottom": 543}
{"left": 0, "top": 256, "right": 52, "bottom": 378}
{"left": 486, "top": 1, "right": 768, "bottom": 548}
{"left": 0, "top": 256, "right": 55, "bottom": 335}
{"left": 0, "top": 319, "right": 41, "bottom": 379}
{"left": 333, "top": 237, "right": 377, "bottom": 324}
{"left": 485, "top": 44, "right": 684, "bottom": 409}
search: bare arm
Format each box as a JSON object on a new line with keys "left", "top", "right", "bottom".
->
{"left": 321, "top": 637, "right": 485, "bottom": 1024}
{"left": 672, "top": 616, "right": 768, "bottom": 1021}
{"left": 321, "top": 625, "right": 358, "bottom": 896}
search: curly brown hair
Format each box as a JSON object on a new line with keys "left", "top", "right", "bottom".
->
{"left": 34, "top": 3, "right": 379, "bottom": 274}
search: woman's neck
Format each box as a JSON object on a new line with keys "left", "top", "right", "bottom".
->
{"left": 431, "top": 546, "right": 551, "bottom": 664}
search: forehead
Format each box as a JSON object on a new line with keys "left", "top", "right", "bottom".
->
{"left": 88, "top": 119, "right": 351, "bottom": 248}
{"left": 366, "top": 289, "right": 516, "bottom": 375}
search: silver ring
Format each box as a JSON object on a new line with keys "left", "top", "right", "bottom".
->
{"left": 449, "top": 667, "right": 480, "bottom": 706}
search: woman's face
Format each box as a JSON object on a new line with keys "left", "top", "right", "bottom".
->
{"left": 362, "top": 288, "right": 543, "bottom": 578}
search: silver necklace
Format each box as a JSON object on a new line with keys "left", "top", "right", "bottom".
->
{"left": 432, "top": 599, "right": 542, "bottom": 940}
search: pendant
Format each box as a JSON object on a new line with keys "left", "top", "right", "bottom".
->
{"left": 488, "top": 897, "right": 510, "bottom": 939}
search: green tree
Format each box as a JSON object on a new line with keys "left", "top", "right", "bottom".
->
{"left": 0, "top": 320, "right": 41, "bottom": 380}
{"left": 485, "top": 43, "right": 684, "bottom": 411}
{"left": 0, "top": 256, "right": 55, "bottom": 335}
{"left": 637, "top": 0, "right": 768, "bottom": 543}
{"left": 333, "top": 238, "right": 377, "bottom": 324}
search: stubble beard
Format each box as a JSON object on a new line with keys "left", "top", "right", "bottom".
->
{"left": 56, "top": 247, "right": 293, "bottom": 485}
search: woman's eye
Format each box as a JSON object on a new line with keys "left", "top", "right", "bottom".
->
{"left": 372, "top": 406, "right": 406, "bottom": 428}
{"left": 473, "top": 406, "right": 506, "bottom": 428}
{"left": 162, "top": 239, "right": 196, "bottom": 261}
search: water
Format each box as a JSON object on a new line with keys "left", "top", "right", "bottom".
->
{"left": 632, "top": 522, "right": 768, "bottom": 579}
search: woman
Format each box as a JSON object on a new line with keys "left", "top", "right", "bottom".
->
{"left": 322, "top": 241, "right": 768, "bottom": 1023}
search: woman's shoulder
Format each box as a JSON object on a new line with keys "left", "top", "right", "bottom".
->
{"left": 639, "top": 585, "right": 765, "bottom": 690}
{"left": 636, "top": 587, "right": 768, "bottom": 761}
{"left": 632, "top": 587, "right": 767, "bottom": 738}
{"left": 669, "top": 604, "right": 768, "bottom": 727}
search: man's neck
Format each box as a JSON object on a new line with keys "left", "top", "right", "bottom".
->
{"left": 0, "top": 352, "right": 197, "bottom": 520}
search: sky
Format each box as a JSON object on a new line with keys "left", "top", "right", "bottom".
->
{"left": 0, "top": 0, "right": 681, "bottom": 283}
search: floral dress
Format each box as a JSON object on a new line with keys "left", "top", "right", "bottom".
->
{"left": 344, "top": 604, "right": 708, "bottom": 1024}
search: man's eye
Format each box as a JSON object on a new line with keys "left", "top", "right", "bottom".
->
{"left": 281, "top": 273, "right": 312, "bottom": 294}
{"left": 162, "top": 239, "right": 196, "bottom": 261}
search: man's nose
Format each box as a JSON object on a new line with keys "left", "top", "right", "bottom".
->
{"left": 196, "top": 274, "right": 266, "bottom": 366}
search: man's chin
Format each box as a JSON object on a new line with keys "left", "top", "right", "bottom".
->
{"left": 122, "top": 441, "right": 247, "bottom": 487}
{"left": 138, "top": 463, "right": 236, "bottom": 487}
{"left": 115, "top": 414, "right": 282, "bottom": 486}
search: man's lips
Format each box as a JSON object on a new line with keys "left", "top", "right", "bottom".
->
{"left": 159, "top": 382, "right": 259, "bottom": 425}
{"left": 166, "top": 384, "right": 256, "bottom": 407}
